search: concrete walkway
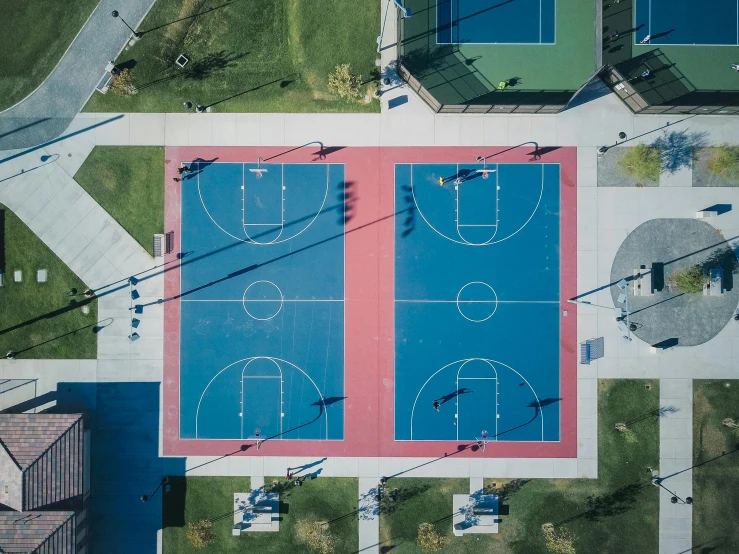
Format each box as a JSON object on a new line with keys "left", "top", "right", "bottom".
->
{"left": 658, "top": 379, "right": 693, "bottom": 554}
{"left": 358, "top": 477, "right": 380, "bottom": 554}
{"left": 0, "top": 0, "right": 156, "bottom": 151}
{"left": 0, "top": 142, "right": 163, "bottom": 388}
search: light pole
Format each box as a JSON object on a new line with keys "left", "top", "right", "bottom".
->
{"left": 598, "top": 131, "right": 628, "bottom": 155}
{"left": 112, "top": 10, "right": 142, "bottom": 39}
{"left": 141, "top": 477, "right": 169, "bottom": 502}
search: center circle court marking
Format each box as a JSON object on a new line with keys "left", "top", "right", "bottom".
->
{"left": 456, "top": 281, "right": 498, "bottom": 322}
{"left": 242, "top": 280, "right": 284, "bottom": 320}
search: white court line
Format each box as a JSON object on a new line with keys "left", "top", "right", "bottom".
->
{"left": 409, "top": 358, "right": 545, "bottom": 441}
{"left": 182, "top": 299, "right": 343, "bottom": 302}
{"left": 195, "top": 356, "right": 328, "bottom": 439}
{"left": 456, "top": 360, "right": 498, "bottom": 441}
{"left": 407, "top": 162, "right": 548, "bottom": 246}
{"left": 395, "top": 299, "right": 559, "bottom": 304}
{"left": 196, "top": 162, "right": 334, "bottom": 246}
{"left": 241, "top": 360, "right": 283, "bottom": 439}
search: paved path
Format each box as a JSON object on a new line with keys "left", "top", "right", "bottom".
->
{"left": 0, "top": 0, "right": 156, "bottom": 151}
{"left": 0, "top": 141, "right": 163, "bottom": 386}
{"left": 658, "top": 379, "right": 693, "bottom": 554}
{"left": 359, "top": 477, "right": 380, "bottom": 554}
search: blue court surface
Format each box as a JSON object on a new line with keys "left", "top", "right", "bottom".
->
{"left": 437, "top": 0, "right": 556, "bottom": 44}
{"left": 394, "top": 163, "right": 562, "bottom": 442}
{"left": 179, "top": 162, "right": 345, "bottom": 441}
{"left": 635, "top": 0, "right": 739, "bottom": 45}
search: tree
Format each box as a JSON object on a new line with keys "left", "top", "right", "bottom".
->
{"left": 111, "top": 68, "right": 137, "bottom": 97}
{"left": 706, "top": 144, "right": 739, "bottom": 181}
{"left": 542, "top": 523, "right": 576, "bottom": 554}
{"left": 295, "top": 520, "right": 335, "bottom": 554}
{"left": 417, "top": 523, "right": 445, "bottom": 552}
{"left": 617, "top": 144, "right": 661, "bottom": 183}
{"left": 668, "top": 266, "right": 706, "bottom": 294}
{"left": 185, "top": 520, "right": 215, "bottom": 548}
{"left": 328, "top": 64, "right": 362, "bottom": 100}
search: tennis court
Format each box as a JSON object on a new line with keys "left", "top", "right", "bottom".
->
{"left": 394, "top": 162, "right": 563, "bottom": 442}
{"left": 177, "top": 161, "right": 345, "bottom": 442}
{"left": 634, "top": 0, "right": 739, "bottom": 45}
{"left": 436, "top": 0, "right": 556, "bottom": 44}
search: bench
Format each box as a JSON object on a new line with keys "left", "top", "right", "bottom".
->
{"left": 95, "top": 62, "right": 117, "bottom": 94}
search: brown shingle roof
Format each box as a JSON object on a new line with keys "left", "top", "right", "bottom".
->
{"left": 0, "top": 415, "right": 82, "bottom": 469}
{"left": 0, "top": 511, "right": 75, "bottom": 554}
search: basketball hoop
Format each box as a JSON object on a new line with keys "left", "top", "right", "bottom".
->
{"left": 476, "top": 430, "right": 490, "bottom": 452}
{"left": 249, "top": 157, "right": 268, "bottom": 179}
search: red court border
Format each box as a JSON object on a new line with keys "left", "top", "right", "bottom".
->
{"left": 162, "top": 146, "right": 577, "bottom": 459}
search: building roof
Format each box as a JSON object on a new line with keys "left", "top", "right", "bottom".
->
{"left": 0, "top": 414, "right": 84, "bottom": 512}
{"left": 0, "top": 511, "right": 75, "bottom": 554}
{"left": 0, "top": 414, "right": 82, "bottom": 470}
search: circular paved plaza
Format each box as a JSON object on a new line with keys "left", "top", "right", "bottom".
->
{"left": 610, "top": 218, "right": 739, "bottom": 347}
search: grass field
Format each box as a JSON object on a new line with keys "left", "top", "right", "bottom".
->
{"left": 163, "top": 476, "right": 358, "bottom": 553}
{"left": 379, "top": 380, "right": 660, "bottom": 553}
{"left": 693, "top": 380, "right": 739, "bottom": 553}
{"left": 74, "top": 147, "right": 164, "bottom": 255}
{"left": 84, "top": 0, "right": 379, "bottom": 113}
{"left": 0, "top": 204, "right": 97, "bottom": 359}
{"left": 0, "top": 0, "right": 100, "bottom": 112}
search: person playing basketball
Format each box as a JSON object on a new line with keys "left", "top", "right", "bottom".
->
{"left": 432, "top": 400, "right": 440, "bottom": 411}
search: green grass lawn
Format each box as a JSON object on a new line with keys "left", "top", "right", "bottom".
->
{"left": 74, "top": 146, "right": 164, "bottom": 255}
{"left": 0, "top": 0, "right": 100, "bottom": 111}
{"left": 380, "top": 380, "right": 660, "bottom": 554}
{"left": 163, "top": 476, "right": 358, "bottom": 553}
{"left": 84, "top": 0, "right": 379, "bottom": 113}
{"left": 0, "top": 204, "right": 97, "bottom": 359}
{"left": 693, "top": 380, "right": 739, "bottom": 553}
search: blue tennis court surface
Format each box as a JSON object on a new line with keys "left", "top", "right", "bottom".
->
{"left": 437, "top": 0, "right": 556, "bottom": 44}
{"left": 635, "top": 0, "right": 739, "bottom": 45}
{"left": 179, "top": 162, "right": 345, "bottom": 441}
{"left": 394, "top": 163, "right": 562, "bottom": 442}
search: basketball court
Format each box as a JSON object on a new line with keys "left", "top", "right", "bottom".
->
{"left": 394, "top": 162, "right": 563, "bottom": 442}
{"left": 177, "top": 161, "right": 345, "bottom": 442}
{"left": 163, "top": 146, "right": 577, "bottom": 459}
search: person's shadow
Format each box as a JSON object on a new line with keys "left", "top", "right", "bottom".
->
{"left": 438, "top": 387, "right": 473, "bottom": 406}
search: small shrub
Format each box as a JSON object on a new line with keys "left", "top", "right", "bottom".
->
{"left": 417, "top": 523, "right": 445, "bottom": 552}
{"left": 328, "top": 64, "right": 362, "bottom": 100}
{"left": 668, "top": 266, "right": 706, "bottom": 294}
{"left": 185, "top": 520, "right": 215, "bottom": 548}
{"left": 542, "top": 523, "right": 576, "bottom": 554}
{"left": 296, "top": 520, "right": 335, "bottom": 554}
{"left": 111, "top": 68, "right": 137, "bottom": 97}
{"left": 617, "top": 144, "right": 661, "bottom": 182}
{"left": 706, "top": 145, "right": 739, "bottom": 181}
